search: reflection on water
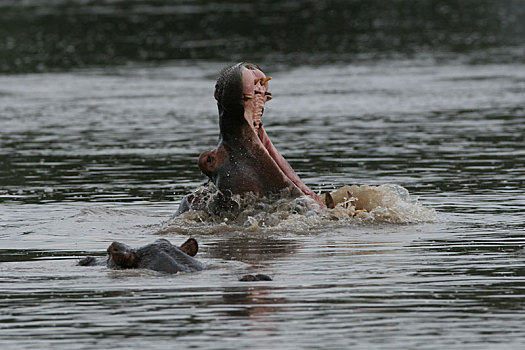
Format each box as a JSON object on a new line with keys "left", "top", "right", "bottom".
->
{"left": 1, "top": 0, "right": 525, "bottom": 349}
{"left": 204, "top": 235, "right": 298, "bottom": 263}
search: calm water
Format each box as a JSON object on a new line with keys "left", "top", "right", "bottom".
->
{"left": 2, "top": 1, "right": 525, "bottom": 349}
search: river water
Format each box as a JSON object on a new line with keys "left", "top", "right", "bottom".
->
{"left": 1, "top": 1, "right": 525, "bottom": 349}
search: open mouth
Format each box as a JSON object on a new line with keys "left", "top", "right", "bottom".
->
{"left": 241, "top": 67, "right": 323, "bottom": 206}
{"left": 241, "top": 67, "right": 272, "bottom": 130}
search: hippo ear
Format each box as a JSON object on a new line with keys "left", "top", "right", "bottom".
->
{"left": 180, "top": 238, "right": 199, "bottom": 257}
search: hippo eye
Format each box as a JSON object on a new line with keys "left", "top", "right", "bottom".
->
{"left": 207, "top": 155, "right": 212, "bottom": 163}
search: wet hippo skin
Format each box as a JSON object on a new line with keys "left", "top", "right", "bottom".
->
{"left": 239, "top": 274, "right": 272, "bottom": 282}
{"left": 79, "top": 238, "right": 204, "bottom": 274}
{"left": 176, "top": 62, "right": 323, "bottom": 216}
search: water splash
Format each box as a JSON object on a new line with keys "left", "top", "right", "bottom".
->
{"left": 323, "top": 184, "right": 437, "bottom": 224}
{"left": 161, "top": 184, "right": 436, "bottom": 234}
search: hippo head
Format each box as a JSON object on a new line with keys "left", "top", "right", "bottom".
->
{"left": 198, "top": 62, "right": 322, "bottom": 205}
{"left": 106, "top": 238, "right": 199, "bottom": 270}
{"left": 107, "top": 241, "right": 138, "bottom": 268}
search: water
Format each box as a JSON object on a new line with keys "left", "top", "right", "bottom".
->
{"left": 1, "top": 1, "right": 525, "bottom": 349}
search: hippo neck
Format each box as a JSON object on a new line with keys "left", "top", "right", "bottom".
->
{"left": 215, "top": 105, "right": 300, "bottom": 197}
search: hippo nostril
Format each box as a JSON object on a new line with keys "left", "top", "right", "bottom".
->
{"left": 207, "top": 155, "right": 212, "bottom": 163}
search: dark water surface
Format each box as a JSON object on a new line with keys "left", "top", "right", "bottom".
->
{"left": 2, "top": 1, "right": 525, "bottom": 349}
{"left": 2, "top": 0, "right": 525, "bottom": 73}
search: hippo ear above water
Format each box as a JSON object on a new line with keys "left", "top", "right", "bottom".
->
{"left": 179, "top": 238, "right": 199, "bottom": 257}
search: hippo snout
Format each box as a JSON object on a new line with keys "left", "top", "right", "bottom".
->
{"left": 107, "top": 242, "right": 137, "bottom": 268}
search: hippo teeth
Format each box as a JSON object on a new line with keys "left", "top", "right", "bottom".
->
{"left": 254, "top": 77, "right": 272, "bottom": 85}
{"left": 261, "top": 77, "right": 272, "bottom": 85}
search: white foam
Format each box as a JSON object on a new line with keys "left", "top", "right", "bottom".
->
{"left": 161, "top": 184, "right": 436, "bottom": 234}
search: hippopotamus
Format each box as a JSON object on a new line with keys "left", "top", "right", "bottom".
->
{"left": 176, "top": 62, "right": 323, "bottom": 215}
{"left": 239, "top": 274, "right": 273, "bottom": 281}
{"left": 78, "top": 238, "right": 204, "bottom": 274}
{"left": 79, "top": 237, "right": 272, "bottom": 281}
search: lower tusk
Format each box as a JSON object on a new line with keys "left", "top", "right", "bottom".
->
{"left": 243, "top": 94, "right": 254, "bottom": 100}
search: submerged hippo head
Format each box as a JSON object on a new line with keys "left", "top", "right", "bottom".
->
{"left": 198, "top": 62, "right": 322, "bottom": 205}
{"left": 104, "top": 238, "right": 203, "bottom": 273}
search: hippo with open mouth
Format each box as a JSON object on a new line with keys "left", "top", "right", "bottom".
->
{"left": 78, "top": 238, "right": 204, "bottom": 274}
{"left": 176, "top": 62, "right": 323, "bottom": 215}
